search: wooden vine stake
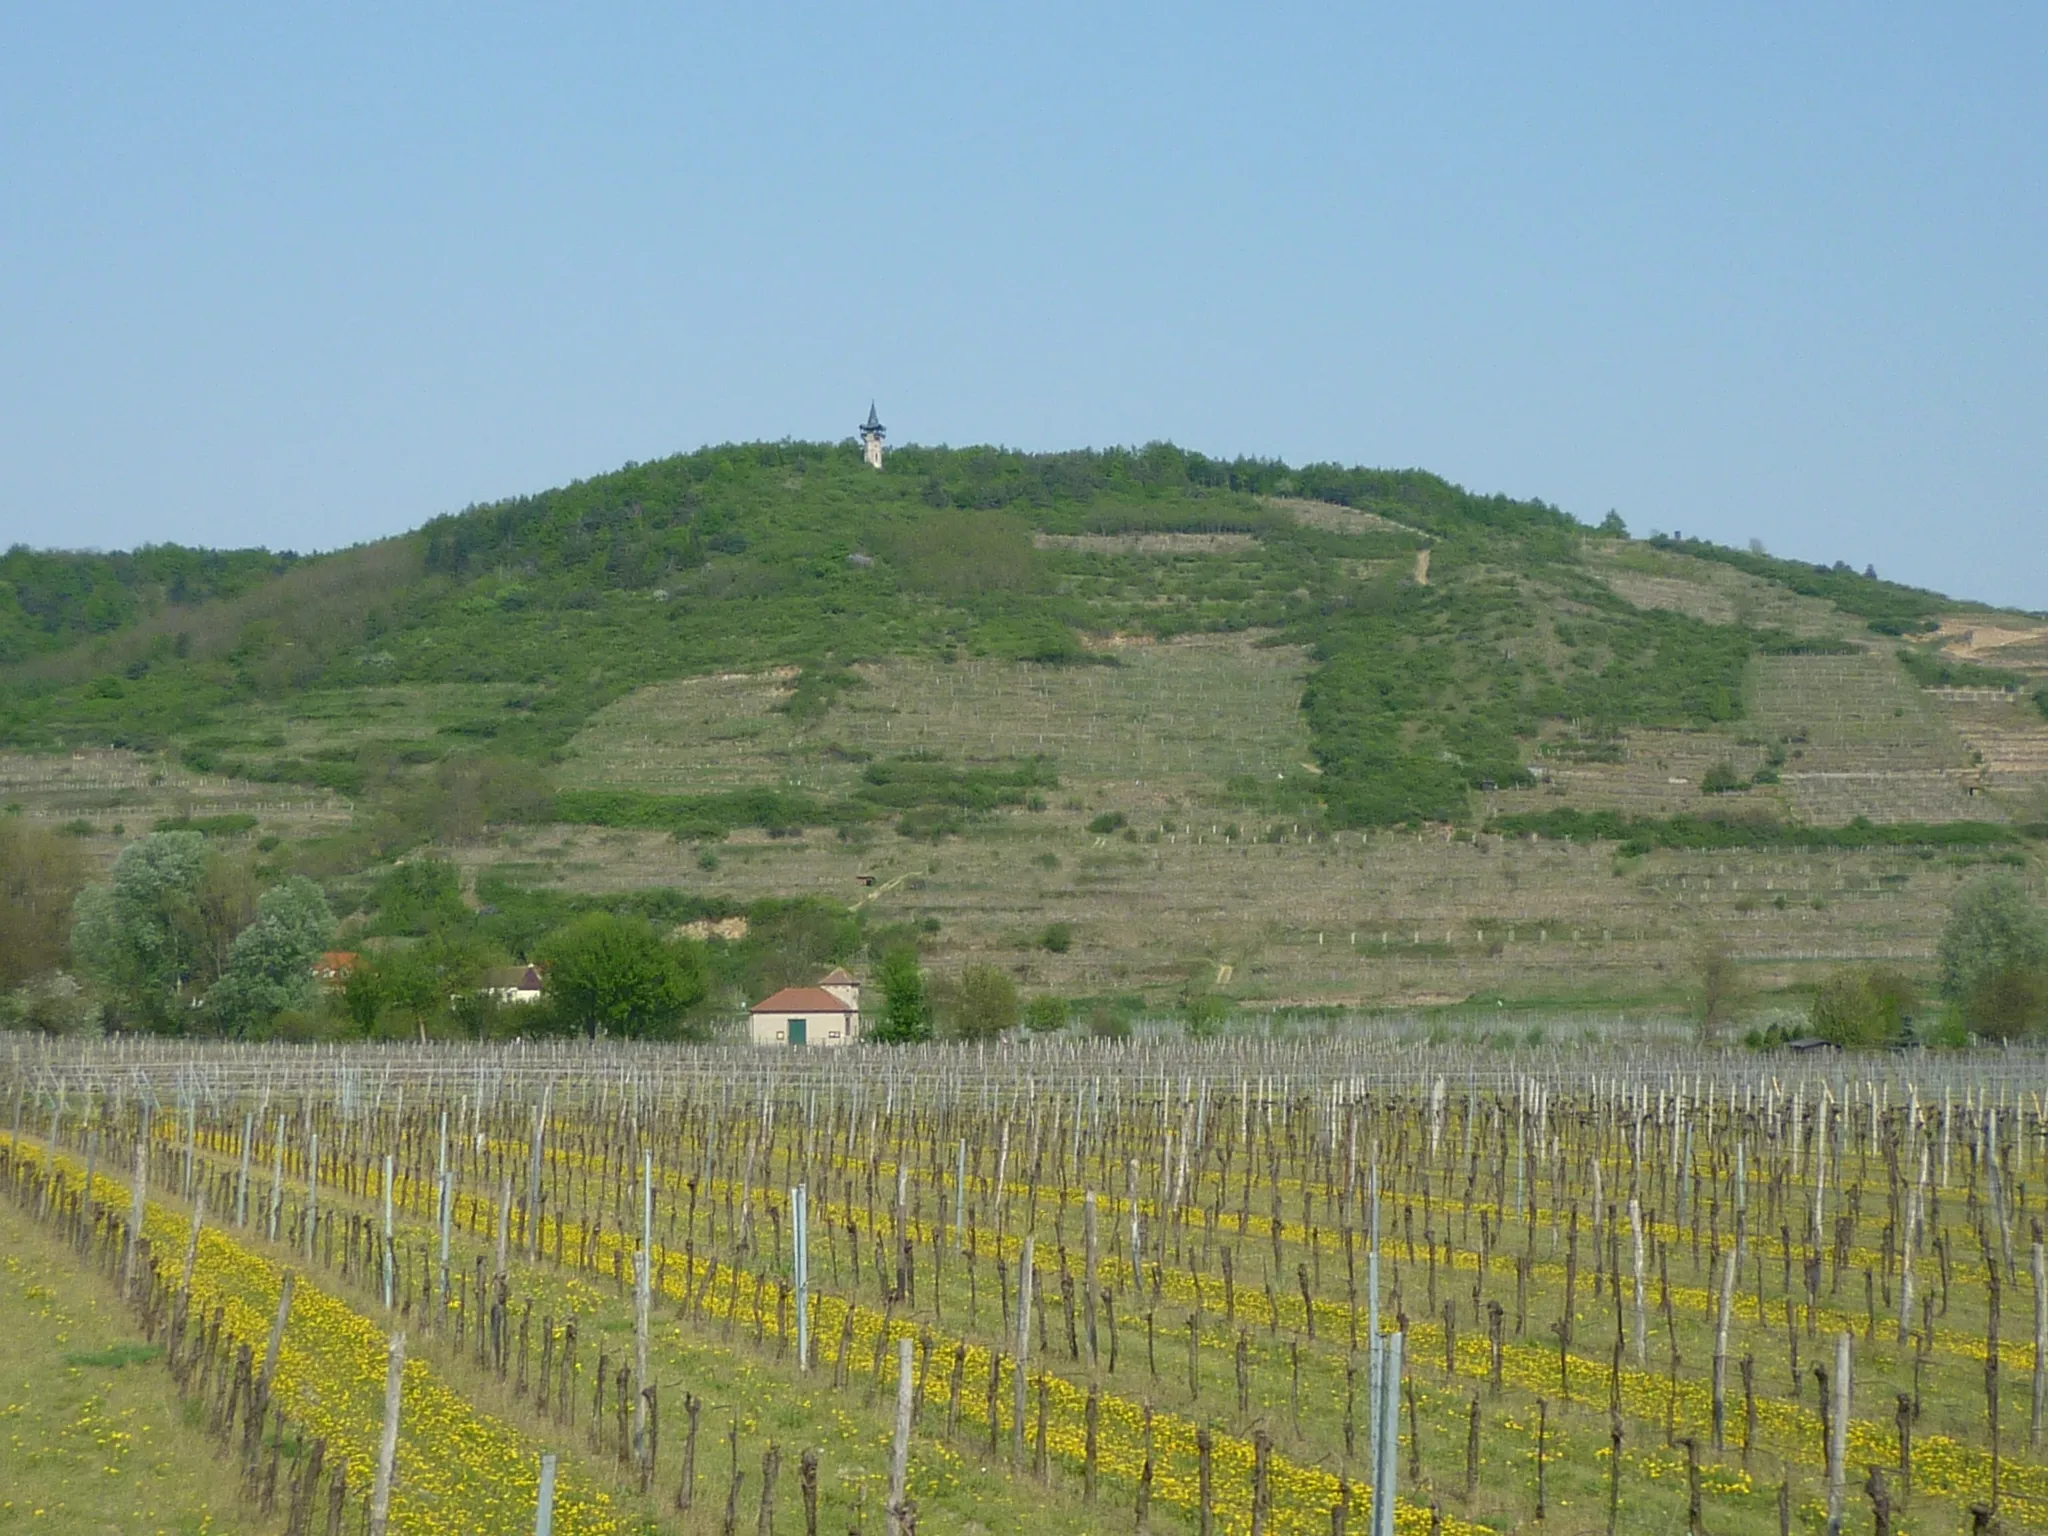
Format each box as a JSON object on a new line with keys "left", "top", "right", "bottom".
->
{"left": 534, "top": 1452, "right": 558, "bottom": 1536}
{"left": 368, "top": 1332, "right": 405, "bottom": 1536}
{"left": 888, "top": 1336, "right": 915, "bottom": 1536}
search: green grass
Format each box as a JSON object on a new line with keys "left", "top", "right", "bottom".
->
{"left": 59, "top": 1341, "right": 164, "bottom": 1369}
{"left": 0, "top": 1200, "right": 256, "bottom": 1535}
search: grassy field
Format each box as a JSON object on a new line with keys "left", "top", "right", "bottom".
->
{"left": 0, "top": 1197, "right": 258, "bottom": 1535}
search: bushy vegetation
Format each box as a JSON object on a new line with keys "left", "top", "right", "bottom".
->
{"left": 1302, "top": 566, "right": 1759, "bottom": 826}
{"left": 1939, "top": 873, "right": 2048, "bottom": 1040}
{"left": 1489, "top": 808, "right": 2024, "bottom": 853}
{"left": 0, "top": 818, "right": 87, "bottom": 986}
{"left": 1893, "top": 645, "right": 2026, "bottom": 691}
{"left": 1657, "top": 536, "right": 1954, "bottom": 635}
{"left": 0, "top": 543, "right": 293, "bottom": 663}
{"left": 1807, "top": 965, "right": 1916, "bottom": 1047}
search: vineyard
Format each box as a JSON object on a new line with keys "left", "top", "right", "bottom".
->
{"left": 3, "top": 1037, "right": 2046, "bottom": 1535}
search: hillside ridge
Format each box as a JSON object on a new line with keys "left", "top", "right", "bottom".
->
{"left": 5, "top": 439, "right": 2045, "bottom": 1011}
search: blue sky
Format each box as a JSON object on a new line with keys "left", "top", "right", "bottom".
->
{"left": 2, "top": 5, "right": 2042, "bottom": 608}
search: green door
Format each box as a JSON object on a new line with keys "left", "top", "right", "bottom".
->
{"left": 788, "top": 1017, "right": 807, "bottom": 1046}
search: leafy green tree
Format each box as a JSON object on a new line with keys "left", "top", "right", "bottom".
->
{"left": 70, "top": 831, "right": 212, "bottom": 1030}
{"left": 1809, "top": 966, "right": 1915, "bottom": 1048}
{"left": 1023, "top": 995, "right": 1068, "bottom": 1033}
{"left": 1700, "top": 762, "right": 1744, "bottom": 796}
{"left": 950, "top": 965, "right": 1019, "bottom": 1041}
{"left": 870, "top": 947, "right": 932, "bottom": 1044}
{"left": 367, "top": 858, "right": 467, "bottom": 935}
{"left": 341, "top": 959, "right": 385, "bottom": 1035}
{"left": 1938, "top": 874, "right": 2048, "bottom": 1002}
{"left": 539, "top": 913, "right": 706, "bottom": 1039}
{"left": 0, "top": 817, "right": 88, "bottom": 985}
{"left": 733, "top": 899, "right": 860, "bottom": 1001}
{"left": 1182, "top": 990, "right": 1229, "bottom": 1038}
{"left": 1, "top": 972, "right": 102, "bottom": 1036}
{"left": 206, "top": 877, "right": 336, "bottom": 1037}
{"left": 1694, "top": 937, "right": 1744, "bottom": 1043}
{"left": 1965, "top": 965, "right": 2048, "bottom": 1043}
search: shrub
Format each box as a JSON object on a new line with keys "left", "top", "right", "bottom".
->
{"left": 1085, "top": 1003, "right": 1132, "bottom": 1040}
{"left": 1808, "top": 966, "right": 1915, "bottom": 1048}
{"left": 1087, "top": 811, "right": 1128, "bottom": 835}
{"left": 1023, "top": 995, "right": 1068, "bottom": 1033}
{"left": 1038, "top": 922, "right": 1073, "bottom": 954}
{"left": 1700, "top": 762, "right": 1745, "bottom": 795}
{"left": 950, "top": 965, "right": 1020, "bottom": 1042}
{"left": 1182, "top": 990, "right": 1230, "bottom": 1037}
{"left": 870, "top": 947, "right": 932, "bottom": 1044}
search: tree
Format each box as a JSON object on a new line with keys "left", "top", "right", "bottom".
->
{"left": 1694, "top": 937, "right": 1743, "bottom": 1043}
{"left": 539, "top": 913, "right": 706, "bottom": 1039}
{"left": 367, "top": 857, "right": 466, "bottom": 935}
{"left": 340, "top": 931, "right": 498, "bottom": 1039}
{"left": 1965, "top": 964, "right": 2048, "bottom": 1043}
{"left": 1, "top": 972, "right": 102, "bottom": 1036}
{"left": 0, "top": 817, "right": 88, "bottom": 985}
{"left": 1809, "top": 966, "right": 1914, "bottom": 1048}
{"left": 1938, "top": 875, "right": 2048, "bottom": 1001}
{"left": 206, "top": 877, "right": 336, "bottom": 1038}
{"left": 870, "top": 947, "right": 932, "bottom": 1044}
{"left": 1023, "top": 995, "right": 1068, "bottom": 1033}
{"left": 950, "top": 965, "right": 1019, "bottom": 1041}
{"left": 734, "top": 899, "right": 860, "bottom": 1000}
{"left": 1182, "top": 990, "right": 1229, "bottom": 1038}
{"left": 177, "top": 850, "right": 259, "bottom": 989}
{"left": 1700, "top": 762, "right": 1744, "bottom": 796}
{"left": 70, "top": 831, "right": 212, "bottom": 1030}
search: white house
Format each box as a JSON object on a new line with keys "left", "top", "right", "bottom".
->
{"left": 749, "top": 969, "right": 861, "bottom": 1046}
{"left": 482, "top": 964, "right": 546, "bottom": 1005}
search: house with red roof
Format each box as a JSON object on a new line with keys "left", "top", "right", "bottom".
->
{"left": 749, "top": 968, "right": 861, "bottom": 1047}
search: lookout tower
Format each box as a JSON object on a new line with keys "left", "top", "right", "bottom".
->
{"left": 859, "top": 403, "right": 886, "bottom": 469}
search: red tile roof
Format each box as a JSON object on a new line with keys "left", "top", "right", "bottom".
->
{"left": 751, "top": 986, "right": 857, "bottom": 1014}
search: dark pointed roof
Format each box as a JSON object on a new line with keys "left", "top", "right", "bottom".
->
{"left": 861, "top": 403, "right": 884, "bottom": 435}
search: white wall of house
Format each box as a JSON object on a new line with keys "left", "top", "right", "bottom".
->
{"left": 747, "top": 1008, "right": 858, "bottom": 1046}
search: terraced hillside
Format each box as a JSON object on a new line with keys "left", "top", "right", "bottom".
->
{"left": 3, "top": 441, "right": 2043, "bottom": 1015}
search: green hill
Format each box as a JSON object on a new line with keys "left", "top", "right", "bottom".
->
{"left": 5, "top": 439, "right": 2044, "bottom": 1013}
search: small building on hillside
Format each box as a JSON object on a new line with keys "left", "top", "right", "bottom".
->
{"left": 313, "top": 952, "right": 359, "bottom": 987}
{"left": 483, "top": 964, "right": 546, "bottom": 1005}
{"left": 750, "top": 971, "right": 861, "bottom": 1046}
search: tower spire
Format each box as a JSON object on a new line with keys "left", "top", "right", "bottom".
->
{"left": 859, "top": 403, "right": 886, "bottom": 468}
